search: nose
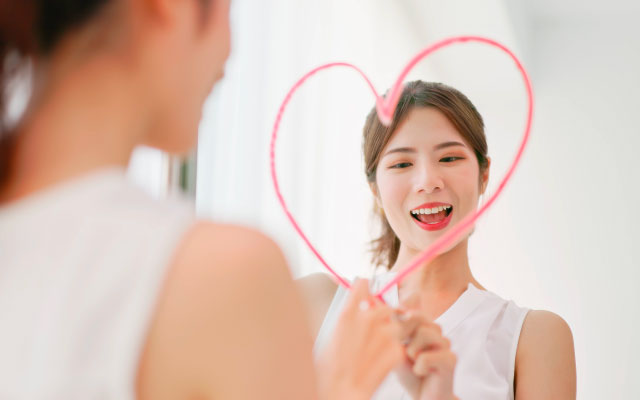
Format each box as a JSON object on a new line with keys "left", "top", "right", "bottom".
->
{"left": 414, "top": 163, "right": 444, "bottom": 195}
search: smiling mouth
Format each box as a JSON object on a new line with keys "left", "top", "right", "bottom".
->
{"left": 410, "top": 205, "right": 453, "bottom": 225}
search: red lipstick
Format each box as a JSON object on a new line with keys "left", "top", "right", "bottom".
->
{"left": 410, "top": 202, "right": 453, "bottom": 231}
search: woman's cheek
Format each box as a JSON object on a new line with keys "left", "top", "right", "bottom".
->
{"left": 380, "top": 176, "right": 407, "bottom": 213}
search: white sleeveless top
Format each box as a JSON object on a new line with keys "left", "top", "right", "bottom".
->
{"left": 314, "top": 274, "right": 530, "bottom": 400}
{"left": 0, "top": 167, "right": 195, "bottom": 399}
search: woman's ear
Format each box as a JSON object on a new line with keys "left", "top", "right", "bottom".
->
{"left": 369, "top": 182, "right": 386, "bottom": 217}
{"left": 480, "top": 157, "right": 491, "bottom": 195}
{"left": 138, "top": 0, "right": 178, "bottom": 25}
{"left": 369, "top": 182, "right": 383, "bottom": 207}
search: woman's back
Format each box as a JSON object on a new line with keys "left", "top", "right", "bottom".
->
{"left": 0, "top": 167, "right": 318, "bottom": 399}
{"left": 0, "top": 167, "right": 193, "bottom": 397}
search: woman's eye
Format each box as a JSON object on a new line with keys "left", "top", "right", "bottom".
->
{"left": 390, "top": 162, "right": 412, "bottom": 169}
{"left": 440, "top": 157, "right": 464, "bottom": 163}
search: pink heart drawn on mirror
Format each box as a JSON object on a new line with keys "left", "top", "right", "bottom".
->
{"left": 270, "top": 36, "right": 533, "bottom": 298}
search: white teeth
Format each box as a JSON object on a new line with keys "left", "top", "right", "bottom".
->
{"left": 411, "top": 205, "right": 452, "bottom": 215}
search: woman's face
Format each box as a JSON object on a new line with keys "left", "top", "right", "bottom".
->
{"left": 143, "top": 0, "right": 231, "bottom": 154}
{"left": 374, "top": 107, "right": 489, "bottom": 255}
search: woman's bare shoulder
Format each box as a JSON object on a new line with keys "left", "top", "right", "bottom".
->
{"left": 296, "top": 273, "right": 339, "bottom": 338}
{"left": 184, "top": 221, "right": 281, "bottom": 261}
{"left": 515, "top": 310, "right": 576, "bottom": 399}
{"left": 137, "top": 221, "right": 317, "bottom": 400}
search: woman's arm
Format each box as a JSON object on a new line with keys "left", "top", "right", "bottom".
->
{"left": 515, "top": 310, "right": 576, "bottom": 399}
{"left": 296, "top": 273, "right": 339, "bottom": 338}
{"left": 137, "top": 222, "right": 318, "bottom": 400}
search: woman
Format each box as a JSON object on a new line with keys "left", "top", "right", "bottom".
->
{"left": 0, "top": 1, "right": 407, "bottom": 398}
{"left": 301, "top": 81, "right": 577, "bottom": 399}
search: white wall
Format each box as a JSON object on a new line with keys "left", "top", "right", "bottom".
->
{"left": 483, "top": 11, "right": 640, "bottom": 398}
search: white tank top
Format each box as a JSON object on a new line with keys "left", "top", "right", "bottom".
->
{"left": 314, "top": 273, "right": 530, "bottom": 400}
{"left": 0, "top": 167, "right": 195, "bottom": 399}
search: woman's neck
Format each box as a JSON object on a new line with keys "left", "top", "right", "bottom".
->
{"left": 0, "top": 53, "right": 146, "bottom": 204}
{"left": 390, "top": 239, "right": 483, "bottom": 319}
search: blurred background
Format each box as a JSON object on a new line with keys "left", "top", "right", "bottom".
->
{"left": 127, "top": 0, "right": 640, "bottom": 398}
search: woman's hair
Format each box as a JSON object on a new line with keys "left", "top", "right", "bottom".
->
{"left": 0, "top": 0, "right": 113, "bottom": 187}
{"left": 363, "top": 80, "right": 489, "bottom": 270}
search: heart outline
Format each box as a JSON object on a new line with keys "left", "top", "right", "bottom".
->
{"left": 269, "top": 36, "right": 534, "bottom": 297}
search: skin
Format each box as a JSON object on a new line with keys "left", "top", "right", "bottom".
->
{"left": 0, "top": 0, "right": 387, "bottom": 398}
{"left": 315, "top": 280, "right": 406, "bottom": 400}
{"left": 300, "top": 107, "right": 576, "bottom": 399}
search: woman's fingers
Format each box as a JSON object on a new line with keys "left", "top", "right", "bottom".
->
{"left": 343, "top": 280, "right": 397, "bottom": 334}
{"left": 391, "top": 311, "right": 458, "bottom": 399}
{"left": 412, "top": 349, "right": 457, "bottom": 377}
{"left": 396, "top": 311, "right": 455, "bottom": 372}
{"left": 361, "top": 302, "right": 396, "bottom": 328}
{"left": 397, "top": 311, "right": 446, "bottom": 358}
{"left": 320, "top": 280, "right": 423, "bottom": 399}
{"left": 343, "top": 279, "right": 372, "bottom": 313}
{"left": 405, "top": 325, "right": 449, "bottom": 360}
{"left": 396, "top": 311, "right": 441, "bottom": 343}
{"left": 341, "top": 278, "right": 404, "bottom": 353}
{"left": 333, "top": 280, "right": 407, "bottom": 396}
{"left": 363, "top": 324, "right": 406, "bottom": 384}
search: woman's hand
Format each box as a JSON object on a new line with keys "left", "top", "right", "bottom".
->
{"left": 316, "top": 279, "right": 405, "bottom": 400}
{"left": 395, "top": 312, "right": 458, "bottom": 400}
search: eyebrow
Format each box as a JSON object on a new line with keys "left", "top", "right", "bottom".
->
{"left": 382, "top": 147, "right": 417, "bottom": 157}
{"left": 382, "top": 141, "right": 466, "bottom": 158}
{"left": 434, "top": 141, "right": 466, "bottom": 150}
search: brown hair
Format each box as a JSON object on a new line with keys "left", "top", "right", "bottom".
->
{"left": 0, "top": 0, "right": 113, "bottom": 188}
{"left": 0, "top": 1, "right": 34, "bottom": 187}
{"left": 0, "top": 0, "right": 216, "bottom": 190}
{"left": 363, "top": 80, "right": 489, "bottom": 270}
